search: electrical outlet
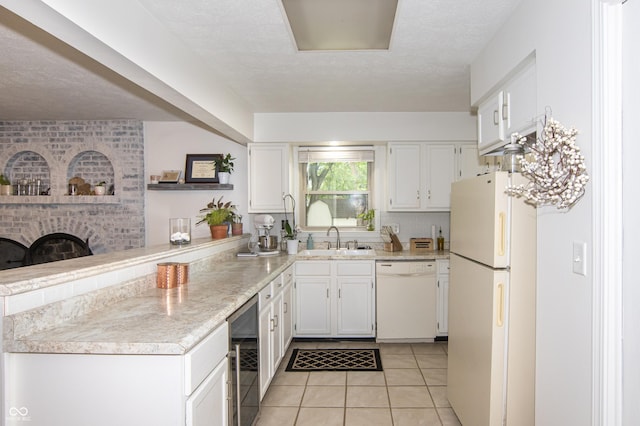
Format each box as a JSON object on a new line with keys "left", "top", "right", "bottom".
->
{"left": 387, "top": 223, "right": 400, "bottom": 234}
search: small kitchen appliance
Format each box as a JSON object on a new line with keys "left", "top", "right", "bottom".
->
{"left": 251, "top": 215, "right": 279, "bottom": 255}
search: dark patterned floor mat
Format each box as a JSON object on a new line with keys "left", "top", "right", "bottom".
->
{"left": 285, "top": 348, "right": 382, "bottom": 372}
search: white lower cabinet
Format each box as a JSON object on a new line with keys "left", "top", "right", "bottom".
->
{"left": 294, "top": 275, "right": 332, "bottom": 335}
{"left": 258, "top": 266, "right": 293, "bottom": 399}
{"left": 186, "top": 358, "right": 228, "bottom": 426}
{"left": 337, "top": 276, "right": 375, "bottom": 335}
{"left": 436, "top": 259, "right": 450, "bottom": 336}
{"left": 294, "top": 260, "right": 375, "bottom": 338}
{"left": 282, "top": 276, "right": 293, "bottom": 349}
{"left": 5, "top": 323, "right": 229, "bottom": 426}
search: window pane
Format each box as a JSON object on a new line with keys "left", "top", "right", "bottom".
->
{"left": 305, "top": 194, "right": 369, "bottom": 227}
{"left": 305, "top": 162, "right": 369, "bottom": 192}
{"left": 301, "top": 159, "right": 372, "bottom": 230}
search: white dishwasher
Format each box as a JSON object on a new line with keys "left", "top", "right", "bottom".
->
{"left": 376, "top": 261, "right": 437, "bottom": 342}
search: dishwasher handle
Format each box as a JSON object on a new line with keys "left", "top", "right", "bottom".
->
{"left": 377, "top": 272, "right": 434, "bottom": 278}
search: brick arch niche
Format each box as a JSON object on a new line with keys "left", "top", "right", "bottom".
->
{"left": 68, "top": 150, "right": 115, "bottom": 195}
{"left": 5, "top": 150, "right": 51, "bottom": 195}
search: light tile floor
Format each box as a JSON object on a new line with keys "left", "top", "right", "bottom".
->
{"left": 255, "top": 340, "right": 461, "bottom": 426}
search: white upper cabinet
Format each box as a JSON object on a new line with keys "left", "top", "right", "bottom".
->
{"left": 477, "top": 61, "right": 537, "bottom": 155}
{"left": 477, "top": 91, "right": 506, "bottom": 154}
{"left": 458, "top": 143, "right": 494, "bottom": 180}
{"left": 424, "top": 144, "right": 456, "bottom": 210}
{"left": 388, "top": 142, "right": 481, "bottom": 211}
{"left": 248, "top": 143, "right": 290, "bottom": 212}
{"left": 387, "top": 143, "right": 422, "bottom": 210}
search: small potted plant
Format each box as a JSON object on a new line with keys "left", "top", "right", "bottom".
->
{"left": 358, "top": 209, "right": 375, "bottom": 231}
{"left": 231, "top": 211, "right": 243, "bottom": 236}
{"left": 0, "top": 174, "right": 11, "bottom": 196}
{"left": 197, "top": 196, "right": 235, "bottom": 239}
{"left": 282, "top": 194, "right": 299, "bottom": 253}
{"left": 94, "top": 181, "right": 107, "bottom": 195}
{"left": 216, "top": 153, "right": 235, "bottom": 184}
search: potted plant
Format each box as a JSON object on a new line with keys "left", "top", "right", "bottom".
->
{"left": 197, "top": 196, "right": 235, "bottom": 239}
{"left": 0, "top": 174, "right": 11, "bottom": 196}
{"left": 94, "top": 181, "right": 107, "bottom": 195}
{"left": 282, "top": 194, "right": 299, "bottom": 253}
{"left": 216, "top": 153, "right": 235, "bottom": 184}
{"left": 231, "top": 211, "right": 243, "bottom": 236}
{"left": 358, "top": 209, "right": 375, "bottom": 231}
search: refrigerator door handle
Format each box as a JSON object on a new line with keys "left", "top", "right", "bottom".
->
{"left": 497, "top": 282, "right": 505, "bottom": 327}
{"left": 498, "top": 212, "right": 506, "bottom": 256}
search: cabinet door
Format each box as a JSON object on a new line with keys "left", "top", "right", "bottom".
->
{"left": 477, "top": 91, "right": 506, "bottom": 155}
{"left": 437, "top": 273, "right": 450, "bottom": 336}
{"left": 337, "top": 277, "right": 374, "bottom": 336}
{"left": 271, "top": 292, "right": 284, "bottom": 372}
{"left": 458, "top": 144, "right": 491, "bottom": 180}
{"left": 424, "top": 144, "right": 456, "bottom": 210}
{"left": 259, "top": 306, "right": 273, "bottom": 399}
{"left": 186, "top": 358, "right": 228, "bottom": 426}
{"left": 248, "top": 143, "right": 289, "bottom": 212}
{"left": 294, "top": 277, "right": 331, "bottom": 336}
{"left": 504, "top": 62, "right": 537, "bottom": 136}
{"left": 436, "top": 260, "right": 450, "bottom": 336}
{"left": 282, "top": 283, "right": 293, "bottom": 350}
{"left": 388, "top": 143, "right": 422, "bottom": 210}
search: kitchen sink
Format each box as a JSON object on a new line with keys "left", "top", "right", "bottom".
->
{"left": 298, "top": 249, "right": 376, "bottom": 257}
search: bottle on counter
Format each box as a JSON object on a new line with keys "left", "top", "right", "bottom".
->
{"left": 437, "top": 227, "right": 445, "bottom": 251}
{"left": 306, "top": 234, "right": 314, "bottom": 249}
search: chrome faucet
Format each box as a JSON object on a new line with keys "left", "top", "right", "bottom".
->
{"left": 326, "top": 226, "right": 340, "bottom": 249}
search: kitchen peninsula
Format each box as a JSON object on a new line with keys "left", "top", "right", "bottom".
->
{"left": 2, "top": 237, "right": 448, "bottom": 425}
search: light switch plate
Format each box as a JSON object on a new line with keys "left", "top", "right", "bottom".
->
{"left": 572, "top": 241, "right": 587, "bottom": 276}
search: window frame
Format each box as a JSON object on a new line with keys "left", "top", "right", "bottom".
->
{"left": 300, "top": 162, "right": 373, "bottom": 232}
{"left": 293, "top": 145, "right": 381, "bottom": 234}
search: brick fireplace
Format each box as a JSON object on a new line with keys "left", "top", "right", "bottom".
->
{"left": 0, "top": 120, "right": 145, "bottom": 254}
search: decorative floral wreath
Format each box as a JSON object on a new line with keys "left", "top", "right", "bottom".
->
{"left": 506, "top": 117, "right": 589, "bottom": 209}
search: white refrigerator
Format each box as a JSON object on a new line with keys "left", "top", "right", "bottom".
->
{"left": 447, "top": 171, "right": 536, "bottom": 426}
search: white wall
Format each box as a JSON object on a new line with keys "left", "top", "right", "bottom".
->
{"left": 144, "top": 122, "right": 248, "bottom": 246}
{"left": 471, "top": 0, "right": 594, "bottom": 424}
{"left": 254, "top": 112, "right": 477, "bottom": 142}
{"left": 622, "top": 1, "right": 640, "bottom": 423}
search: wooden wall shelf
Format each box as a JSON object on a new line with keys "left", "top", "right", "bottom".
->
{"left": 147, "top": 183, "right": 234, "bottom": 191}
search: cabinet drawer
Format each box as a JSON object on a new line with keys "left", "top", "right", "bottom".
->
{"left": 436, "top": 259, "right": 450, "bottom": 274}
{"left": 336, "top": 261, "right": 373, "bottom": 276}
{"left": 295, "top": 261, "right": 331, "bottom": 276}
{"left": 282, "top": 267, "right": 294, "bottom": 287}
{"left": 184, "top": 322, "right": 229, "bottom": 396}
{"left": 272, "top": 274, "right": 285, "bottom": 296}
{"left": 259, "top": 282, "right": 274, "bottom": 310}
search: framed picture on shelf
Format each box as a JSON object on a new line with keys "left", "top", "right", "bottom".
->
{"left": 185, "top": 154, "right": 222, "bottom": 183}
{"left": 159, "top": 170, "right": 181, "bottom": 183}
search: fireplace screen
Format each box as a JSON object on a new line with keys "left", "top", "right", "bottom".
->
{"left": 0, "top": 238, "right": 28, "bottom": 270}
{"left": 25, "top": 233, "right": 92, "bottom": 265}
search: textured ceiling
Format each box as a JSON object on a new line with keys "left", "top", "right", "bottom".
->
{"left": 0, "top": 0, "right": 521, "bottom": 123}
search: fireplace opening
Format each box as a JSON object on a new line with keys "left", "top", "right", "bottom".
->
{"left": 0, "top": 238, "right": 28, "bottom": 270}
{"left": 25, "top": 233, "right": 93, "bottom": 265}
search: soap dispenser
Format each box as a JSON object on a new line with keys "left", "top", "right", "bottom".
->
{"left": 306, "top": 234, "right": 314, "bottom": 249}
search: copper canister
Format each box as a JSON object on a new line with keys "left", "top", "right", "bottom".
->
{"left": 176, "top": 263, "right": 189, "bottom": 285}
{"left": 157, "top": 262, "right": 178, "bottom": 289}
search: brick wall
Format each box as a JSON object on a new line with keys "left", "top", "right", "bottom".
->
{"left": 0, "top": 120, "right": 145, "bottom": 254}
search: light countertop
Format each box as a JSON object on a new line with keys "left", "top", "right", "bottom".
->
{"left": 3, "top": 245, "right": 448, "bottom": 356}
